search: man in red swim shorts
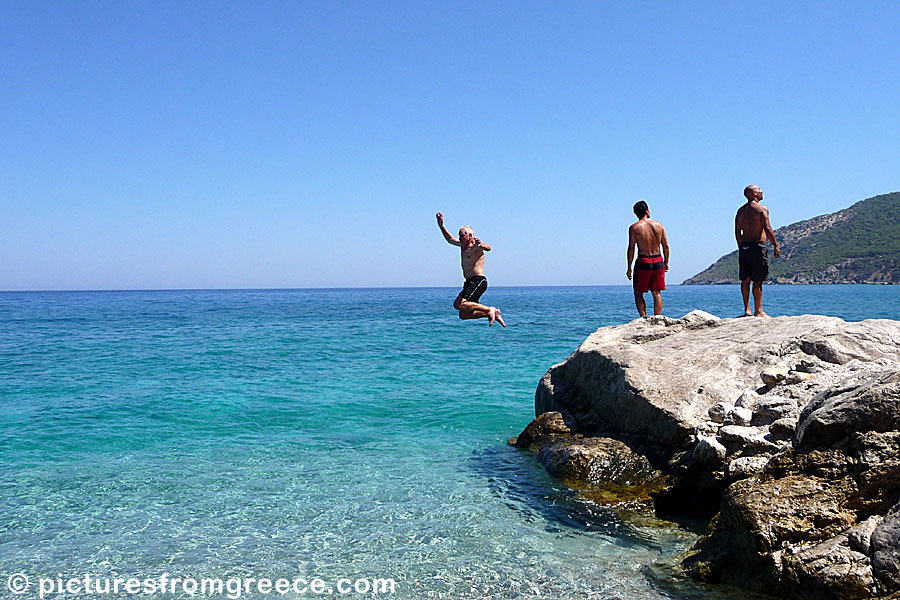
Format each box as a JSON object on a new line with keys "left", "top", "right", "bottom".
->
{"left": 626, "top": 201, "right": 670, "bottom": 317}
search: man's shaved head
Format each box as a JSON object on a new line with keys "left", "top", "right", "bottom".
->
{"left": 744, "top": 185, "right": 760, "bottom": 201}
{"left": 458, "top": 225, "right": 475, "bottom": 247}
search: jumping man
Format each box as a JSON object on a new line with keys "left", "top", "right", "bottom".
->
{"left": 626, "top": 201, "right": 669, "bottom": 317}
{"left": 436, "top": 212, "right": 506, "bottom": 327}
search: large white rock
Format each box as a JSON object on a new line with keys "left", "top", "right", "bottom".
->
{"left": 535, "top": 312, "right": 900, "bottom": 449}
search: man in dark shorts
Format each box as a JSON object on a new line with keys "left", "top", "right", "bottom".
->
{"left": 436, "top": 212, "right": 506, "bottom": 327}
{"left": 626, "top": 201, "right": 670, "bottom": 317}
{"left": 735, "top": 185, "right": 780, "bottom": 317}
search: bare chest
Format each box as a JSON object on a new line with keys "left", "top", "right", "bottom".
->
{"left": 460, "top": 248, "right": 484, "bottom": 269}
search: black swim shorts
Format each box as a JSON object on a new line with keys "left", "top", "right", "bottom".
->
{"left": 739, "top": 242, "right": 769, "bottom": 282}
{"left": 458, "top": 275, "right": 488, "bottom": 303}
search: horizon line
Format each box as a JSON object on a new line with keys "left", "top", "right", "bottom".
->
{"left": 0, "top": 283, "right": 706, "bottom": 293}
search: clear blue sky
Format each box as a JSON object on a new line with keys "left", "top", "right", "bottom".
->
{"left": 2, "top": 1, "right": 898, "bottom": 290}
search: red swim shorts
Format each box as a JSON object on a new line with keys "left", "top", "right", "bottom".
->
{"left": 633, "top": 254, "right": 666, "bottom": 293}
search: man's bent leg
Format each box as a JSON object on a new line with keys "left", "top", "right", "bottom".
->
{"left": 459, "top": 300, "right": 506, "bottom": 327}
{"left": 458, "top": 300, "right": 492, "bottom": 320}
{"left": 459, "top": 306, "right": 491, "bottom": 319}
{"left": 741, "top": 278, "right": 752, "bottom": 316}
{"left": 460, "top": 299, "right": 492, "bottom": 314}
{"left": 634, "top": 290, "right": 647, "bottom": 318}
{"left": 651, "top": 291, "right": 663, "bottom": 316}
{"left": 753, "top": 282, "right": 768, "bottom": 317}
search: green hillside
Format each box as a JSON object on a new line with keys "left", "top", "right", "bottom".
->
{"left": 683, "top": 192, "right": 900, "bottom": 284}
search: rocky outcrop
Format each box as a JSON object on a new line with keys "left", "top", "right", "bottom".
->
{"left": 514, "top": 312, "right": 900, "bottom": 599}
{"left": 684, "top": 371, "right": 900, "bottom": 599}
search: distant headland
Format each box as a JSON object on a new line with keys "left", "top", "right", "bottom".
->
{"left": 684, "top": 191, "right": 900, "bottom": 285}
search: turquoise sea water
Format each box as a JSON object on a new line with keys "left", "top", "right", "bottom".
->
{"left": 3, "top": 285, "right": 900, "bottom": 600}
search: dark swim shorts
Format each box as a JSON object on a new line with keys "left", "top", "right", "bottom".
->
{"left": 633, "top": 254, "right": 666, "bottom": 293}
{"left": 458, "top": 275, "right": 488, "bottom": 303}
{"left": 739, "top": 242, "right": 769, "bottom": 282}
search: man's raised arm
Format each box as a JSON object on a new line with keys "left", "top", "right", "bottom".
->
{"left": 436, "top": 212, "right": 460, "bottom": 246}
{"left": 474, "top": 237, "right": 491, "bottom": 252}
{"left": 762, "top": 207, "right": 780, "bottom": 258}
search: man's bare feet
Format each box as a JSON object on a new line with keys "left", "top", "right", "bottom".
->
{"left": 741, "top": 311, "right": 752, "bottom": 317}
{"left": 754, "top": 311, "right": 771, "bottom": 318}
{"left": 495, "top": 309, "right": 506, "bottom": 328}
{"left": 488, "top": 307, "right": 496, "bottom": 326}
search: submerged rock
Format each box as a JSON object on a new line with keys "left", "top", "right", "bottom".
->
{"left": 512, "top": 411, "right": 667, "bottom": 509}
{"left": 536, "top": 436, "right": 668, "bottom": 506}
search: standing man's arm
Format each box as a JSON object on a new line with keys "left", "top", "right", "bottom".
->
{"left": 762, "top": 207, "right": 780, "bottom": 258}
{"left": 735, "top": 211, "right": 743, "bottom": 247}
{"left": 436, "top": 212, "right": 460, "bottom": 247}
{"left": 661, "top": 226, "right": 670, "bottom": 272}
{"left": 626, "top": 226, "right": 636, "bottom": 280}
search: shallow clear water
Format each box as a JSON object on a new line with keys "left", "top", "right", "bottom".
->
{"left": 2, "top": 285, "right": 898, "bottom": 599}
